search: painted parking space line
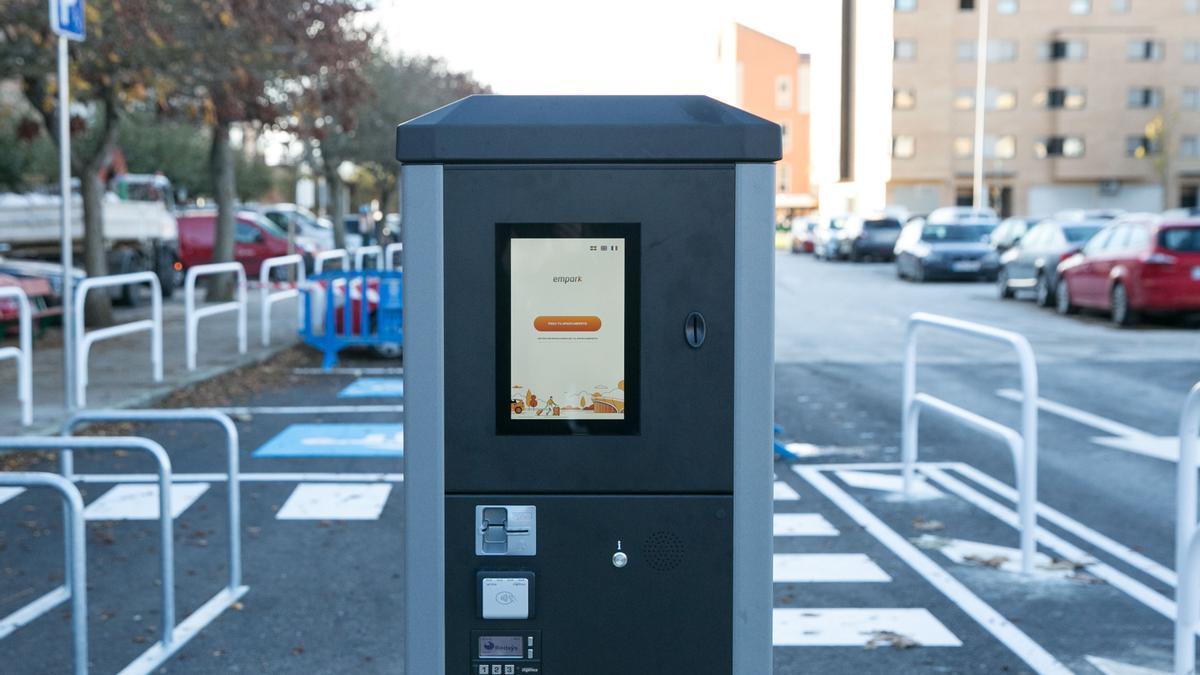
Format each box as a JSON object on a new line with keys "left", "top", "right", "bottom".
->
{"left": 797, "top": 467, "right": 1073, "bottom": 674}
{"left": 916, "top": 536, "right": 1078, "bottom": 580}
{"left": 83, "top": 483, "right": 210, "bottom": 520}
{"left": 773, "top": 513, "right": 839, "bottom": 537}
{"left": 835, "top": 469, "right": 943, "bottom": 499}
{"left": 774, "top": 481, "right": 801, "bottom": 501}
{"left": 292, "top": 367, "right": 403, "bottom": 376}
{"left": 276, "top": 483, "right": 393, "bottom": 520}
{"left": 70, "top": 472, "right": 405, "bottom": 484}
{"left": 253, "top": 424, "right": 404, "bottom": 458}
{"left": 773, "top": 553, "right": 891, "bottom": 583}
{"left": 338, "top": 378, "right": 404, "bottom": 398}
{"left": 772, "top": 608, "right": 961, "bottom": 647}
{"left": 0, "top": 487, "right": 25, "bottom": 506}
{"left": 216, "top": 405, "right": 404, "bottom": 415}
{"left": 996, "top": 388, "right": 1177, "bottom": 461}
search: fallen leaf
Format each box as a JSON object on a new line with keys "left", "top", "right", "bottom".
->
{"left": 912, "top": 517, "right": 945, "bottom": 532}
{"left": 231, "top": 602, "right": 244, "bottom": 611}
{"left": 291, "top": 646, "right": 305, "bottom": 656}
{"left": 865, "top": 631, "right": 921, "bottom": 650}
{"left": 964, "top": 554, "right": 1009, "bottom": 569}
{"left": 909, "top": 534, "right": 951, "bottom": 550}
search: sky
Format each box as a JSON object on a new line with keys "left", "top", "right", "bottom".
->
{"left": 374, "top": 0, "right": 839, "bottom": 95}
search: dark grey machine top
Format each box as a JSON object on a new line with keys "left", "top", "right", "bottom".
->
{"left": 394, "top": 95, "right": 782, "bottom": 164}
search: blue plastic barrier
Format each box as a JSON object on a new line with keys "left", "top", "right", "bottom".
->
{"left": 773, "top": 424, "right": 798, "bottom": 461}
{"left": 300, "top": 270, "right": 403, "bottom": 369}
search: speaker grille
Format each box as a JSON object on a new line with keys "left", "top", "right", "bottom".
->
{"left": 642, "top": 530, "right": 685, "bottom": 572}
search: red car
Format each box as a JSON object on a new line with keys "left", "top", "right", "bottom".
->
{"left": 1056, "top": 215, "right": 1200, "bottom": 326}
{"left": 178, "top": 210, "right": 307, "bottom": 276}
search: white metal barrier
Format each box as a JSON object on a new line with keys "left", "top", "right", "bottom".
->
{"left": 75, "top": 272, "right": 163, "bottom": 407}
{"left": 185, "top": 262, "right": 247, "bottom": 371}
{"left": 902, "top": 312, "right": 1039, "bottom": 574}
{"left": 259, "top": 254, "right": 306, "bottom": 347}
{"left": 384, "top": 242, "right": 403, "bottom": 271}
{"left": 0, "top": 287, "right": 32, "bottom": 425}
{"left": 314, "top": 248, "right": 349, "bottom": 274}
{"left": 354, "top": 244, "right": 383, "bottom": 270}
{"left": 1175, "top": 381, "right": 1200, "bottom": 675}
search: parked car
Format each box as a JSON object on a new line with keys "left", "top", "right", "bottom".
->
{"left": 813, "top": 215, "right": 850, "bottom": 260}
{"left": 178, "top": 211, "right": 315, "bottom": 277}
{"left": 838, "top": 215, "right": 903, "bottom": 262}
{"left": 895, "top": 213, "right": 1000, "bottom": 282}
{"left": 990, "top": 216, "right": 1042, "bottom": 254}
{"left": 998, "top": 219, "right": 1106, "bottom": 306}
{"left": 0, "top": 247, "right": 85, "bottom": 308}
{"left": 249, "top": 203, "right": 335, "bottom": 252}
{"left": 1056, "top": 215, "right": 1200, "bottom": 326}
{"left": 1054, "top": 208, "right": 1124, "bottom": 223}
{"left": 789, "top": 218, "right": 818, "bottom": 253}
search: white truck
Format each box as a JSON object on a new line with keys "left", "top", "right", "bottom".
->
{"left": 0, "top": 174, "right": 180, "bottom": 303}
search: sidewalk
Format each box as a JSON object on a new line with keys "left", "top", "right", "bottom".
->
{"left": 0, "top": 287, "right": 304, "bottom": 435}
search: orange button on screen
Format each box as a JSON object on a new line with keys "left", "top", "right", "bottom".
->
{"left": 534, "top": 315, "right": 602, "bottom": 332}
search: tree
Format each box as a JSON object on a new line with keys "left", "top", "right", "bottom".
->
{"left": 0, "top": 0, "right": 175, "bottom": 324}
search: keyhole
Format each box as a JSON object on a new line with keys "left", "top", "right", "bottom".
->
{"left": 684, "top": 312, "right": 706, "bottom": 348}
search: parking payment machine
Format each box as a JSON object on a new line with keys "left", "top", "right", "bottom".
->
{"left": 397, "top": 96, "right": 780, "bottom": 674}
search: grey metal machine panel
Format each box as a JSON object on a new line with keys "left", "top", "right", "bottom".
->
{"left": 732, "top": 163, "right": 775, "bottom": 674}
{"left": 402, "top": 164, "right": 446, "bottom": 674}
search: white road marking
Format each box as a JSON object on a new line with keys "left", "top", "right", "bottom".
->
{"left": 84, "top": 483, "right": 210, "bottom": 520}
{"left": 70, "top": 472, "right": 405, "bottom": 484}
{"left": 996, "top": 389, "right": 1177, "bottom": 461}
{"left": 276, "top": 483, "right": 393, "bottom": 520}
{"left": 798, "top": 467, "right": 1072, "bottom": 675}
{"left": 920, "top": 466, "right": 1176, "bottom": 621}
{"left": 0, "top": 487, "right": 25, "bottom": 506}
{"left": 118, "top": 585, "right": 248, "bottom": 675}
{"left": 772, "top": 608, "right": 961, "bottom": 647}
{"left": 773, "top": 553, "right": 891, "bottom": 583}
{"left": 835, "top": 469, "right": 943, "bottom": 499}
{"left": 783, "top": 442, "right": 868, "bottom": 458}
{"left": 774, "top": 481, "right": 800, "bottom": 501}
{"left": 215, "top": 405, "right": 404, "bottom": 415}
{"left": 292, "top": 367, "right": 404, "bottom": 375}
{"left": 921, "top": 536, "right": 1079, "bottom": 580}
{"left": 953, "top": 463, "right": 1175, "bottom": 587}
{"left": 0, "top": 586, "right": 69, "bottom": 640}
{"left": 1084, "top": 655, "right": 1168, "bottom": 675}
{"left": 773, "top": 513, "right": 839, "bottom": 537}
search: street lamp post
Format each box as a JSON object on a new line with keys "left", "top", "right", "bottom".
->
{"left": 972, "top": 0, "right": 991, "bottom": 211}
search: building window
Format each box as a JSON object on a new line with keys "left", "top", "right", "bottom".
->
{"left": 960, "top": 0, "right": 975, "bottom": 9}
{"left": 988, "top": 88, "right": 1018, "bottom": 111}
{"left": 893, "top": 135, "right": 917, "bottom": 159}
{"left": 959, "top": 136, "right": 1018, "bottom": 159}
{"left": 1128, "top": 40, "right": 1164, "bottom": 61}
{"left": 776, "top": 75, "right": 793, "bottom": 110}
{"left": 998, "top": 0, "right": 1019, "bottom": 14}
{"left": 954, "top": 88, "right": 975, "bottom": 110}
{"left": 954, "top": 136, "right": 974, "bottom": 159}
{"left": 780, "top": 122, "right": 792, "bottom": 151}
{"left": 1036, "top": 87, "right": 1087, "bottom": 109}
{"left": 1127, "top": 87, "right": 1163, "bottom": 108}
{"left": 1070, "top": 0, "right": 1092, "bottom": 13}
{"left": 957, "top": 41, "right": 976, "bottom": 62}
{"left": 1182, "top": 136, "right": 1200, "bottom": 159}
{"left": 895, "top": 0, "right": 917, "bottom": 11}
{"left": 1111, "top": 0, "right": 1130, "bottom": 11}
{"left": 776, "top": 164, "right": 791, "bottom": 193}
{"left": 895, "top": 39, "right": 918, "bottom": 61}
{"left": 893, "top": 88, "right": 917, "bottom": 110}
{"left": 1184, "top": 87, "right": 1200, "bottom": 110}
{"left": 1185, "top": 42, "right": 1200, "bottom": 63}
{"left": 1187, "top": 0, "right": 1200, "bottom": 14}
{"left": 1042, "top": 39, "right": 1088, "bottom": 61}
{"left": 957, "top": 39, "right": 1018, "bottom": 63}
{"left": 1036, "top": 136, "right": 1086, "bottom": 158}
{"left": 1126, "top": 135, "right": 1162, "bottom": 157}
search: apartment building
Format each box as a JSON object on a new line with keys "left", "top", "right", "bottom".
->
{"left": 891, "top": 0, "right": 1200, "bottom": 216}
{"left": 716, "top": 23, "right": 814, "bottom": 216}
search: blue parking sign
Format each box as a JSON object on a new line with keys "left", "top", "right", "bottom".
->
{"left": 49, "top": 0, "right": 85, "bottom": 41}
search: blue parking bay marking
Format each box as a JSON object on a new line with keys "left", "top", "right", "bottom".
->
{"left": 338, "top": 377, "right": 404, "bottom": 399}
{"left": 253, "top": 424, "right": 404, "bottom": 458}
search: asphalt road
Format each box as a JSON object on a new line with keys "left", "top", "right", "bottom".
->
{"left": 3, "top": 252, "right": 1199, "bottom": 674}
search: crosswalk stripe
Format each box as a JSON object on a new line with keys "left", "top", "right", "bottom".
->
{"left": 83, "top": 483, "right": 210, "bottom": 520}
{"left": 772, "top": 608, "right": 961, "bottom": 647}
{"left": 835, "top": 469, "right": 943, "bottom": 499}
{"left": 276, "top": 483, "right": 393, "bottom": 521}
{"left": 773, "top": 553, "right": 891, "bottom": 583}
{"left": 773, "top": 513, "right": 838, "bottom": 537}
{"left": 773, "top": 481, "right": 801, "bottom": 501}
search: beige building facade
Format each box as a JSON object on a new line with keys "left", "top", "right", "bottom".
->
{"left": 891, "top": 0, "right": 1200, "bottom": 216}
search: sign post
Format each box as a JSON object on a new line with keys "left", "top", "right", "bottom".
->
{"left": 49, "top": 0, "right": 85, "bottom": 412}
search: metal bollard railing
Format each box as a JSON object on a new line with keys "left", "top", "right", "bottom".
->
{"left": 0, "top": 286, "right": 33, "bottom": 425}
{"left": 184, "top": 262, "right": 247, "bottom": 371}
{"left": 314, "top": 248, "right": 349, "bottom": 274}
{"left": 1174, "top": 381, "right": 1200, "bottom": 675}
{"left": 901, "top": 312, "right": 1039, "bottom": 574}
{"left": 384, "top": 242, "right": 403, "bottom": 271}
{"left": 0, "top": 437, "right": 174, "bottom": 654}
{"left": 259, "top": 254, "right": 306, "bottom": 347}
{"left": 75, "top": 272, "right": 163, "bottom": 407}
{"left": 0, "top": 473, "right": 87, "bottom": 674}
{"left": 63, "top": 409, "right": 244, "bottom": 593}
{"left": 354, "top": 244, "right": 383, "bottom": 270}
